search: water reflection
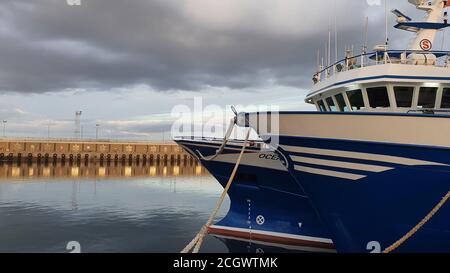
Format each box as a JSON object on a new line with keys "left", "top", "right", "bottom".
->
{"left": 0, "top": 162, "right": 300, "bottom": 253}
{"left": 0, "top": 162, "right": 228, "bottom": 253}
{"left": 0, "top": 161, "right": 207, "bottom": 181}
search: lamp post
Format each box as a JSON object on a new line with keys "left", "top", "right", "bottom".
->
{"left": 96, "top": 124, "right": 100, "bottom": 140}
{"left": 2, "top": 120, "right": 7, "bottom": 138}
{"left": 47, "top": 121, "right": 51, "bottom": 140}
{"left": 75, "top": 111, "right": 82, "bottom": 139}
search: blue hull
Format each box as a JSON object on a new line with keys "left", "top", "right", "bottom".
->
{"left": 277, "top": 136, "right": 450, "bottom": 253}
{"left": 176, "top": 140, "right": 334, "bottom": 251}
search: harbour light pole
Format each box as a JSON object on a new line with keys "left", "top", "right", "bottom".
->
{"left": 75, "top": 111, "right": 82, "bottom": 139}
{"left": 47, "top": 120, "right": 51, "bottom": 139}
{"left": 96, "top": 124, "right": 100, "bottom": 140}
{"left": 2, "top": 120, "right": 7, "bottom": 138}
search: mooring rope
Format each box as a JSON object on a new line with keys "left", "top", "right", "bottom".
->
{"left": 196, "top": 118, "right": 236, "bottom": 162}
{"left": 181, "top": 128, "right": 251, "bottom": 253}
{"left": 383, "top": 190, "right": 450, "bottom": 253}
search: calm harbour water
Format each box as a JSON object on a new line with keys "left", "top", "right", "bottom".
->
{"left": 0, "top": 162, "right": 293, "bottom": 253}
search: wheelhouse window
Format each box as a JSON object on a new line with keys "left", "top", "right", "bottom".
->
{"left": 394, "top": 86, "right": 414, "bottom": 108}
{"left": 366, "top": 86, "right": 390, "bottom": 108}
{"left": 325, "top": 97, "right": 338, "bottom": 112}
{"left": 441, "top": 88, "right": 450, "bottom": 109}
{"left": 418, "top": 87, "right": 437, "bottom": 108}
{"left": 317, "top": 100, "right": 327, "bottom": 112}
{"left": 334, "top": 93, "right": 348, "bottom": 112}
{"left": 346, "top": 89, "right": 364, "bottom": 110}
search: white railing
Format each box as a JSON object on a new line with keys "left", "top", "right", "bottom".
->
{"left": 313, "top": 50, "right": 450, "bottom": 85}
{"left": 0, "top": 137, "right": 174, "bottom": 144}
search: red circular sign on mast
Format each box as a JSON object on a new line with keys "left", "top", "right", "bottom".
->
{"left": 420, "top": 39, "right": 432, "bottom": 51}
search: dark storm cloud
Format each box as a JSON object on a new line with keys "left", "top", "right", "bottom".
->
{"left": 0, "top": 0, "right": 408, "bottom": 93}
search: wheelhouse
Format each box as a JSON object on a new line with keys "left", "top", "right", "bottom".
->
{"left": 310, "top": 82, "right": 450, "bottom": 113}
{"left": 306, "top": 50, "right": 450, "bottom": 113}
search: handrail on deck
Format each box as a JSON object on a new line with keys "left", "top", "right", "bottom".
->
{"left": 313, "top": 49, "right": 450, "bottom": 84}
{"left": 174, "top": 136, "right": 261, "bottom": 144}
{"left": 407, "top": 109, "right": 450, "bottom": 115}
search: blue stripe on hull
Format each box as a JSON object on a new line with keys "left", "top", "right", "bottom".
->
{"left": 176, "top": 141, "right": 332, "bottom": 245}
{"left": 277, "top": 136, "right": 450, "bottom": 253}
{"left": 280, "top": 135, "right": 450, "bottom": 165}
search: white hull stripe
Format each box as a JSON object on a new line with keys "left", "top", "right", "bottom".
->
{"left": 179, "top": 144, "right": 287, "bottom": 171}
{"left": 291, "top": 156, "right": 393, "bottom": 173}
{"left": 282, "top": 145, "right": 448, "bottom": 166}
{"left": 209, "top": 225, "right": 333, "bottom": 244}
{"left": 294, "top": 165, "right": 366, "bottom": 181}
{"left": 211, "top": 154, "right": 288, "bottom": 171}
{"left": 179, "top": 141, "right": 261, "bottom": 152}
{"left": 212, "top": 234, "right": 337, "bottom": 253}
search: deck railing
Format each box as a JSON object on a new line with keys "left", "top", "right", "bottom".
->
{"left": 313, "top": 50, "right": 450, "bottom": 85}
{"left": 407, "top": 109, "right": 450, "bottom": 115}
{"left": 0, "top": 137, "right": 172, "bottom": 144}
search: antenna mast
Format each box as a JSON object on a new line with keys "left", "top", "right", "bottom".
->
{"left": 328, "top": 30, "right": 331, "bottom": 77}
{"left": 317, "top": 48, "right": 320, "bottom": 71}
{"left": 362, "top": 16, "right": 369, "bottom": 67}
{"left": 334, "top": 0, "right": 338, "bottom": 65}
{"left": 324, "top": 43, "right": 327, "bottom": 68}
{"left": 384, "top": 0, "right": 389, "bottom": 64}
{"left": 364, "top": 17, "right": 369, "bottom": 53}
{"left": 385, "top": 0, "right": 389, "bottom": 47}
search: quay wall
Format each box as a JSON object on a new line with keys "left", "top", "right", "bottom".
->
{"left": 0, "top": 139, "right": 195, "bottom": 164}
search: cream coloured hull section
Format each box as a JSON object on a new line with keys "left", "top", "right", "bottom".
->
{"left": 256, "top": 113, "right": 450, "bottom": 149}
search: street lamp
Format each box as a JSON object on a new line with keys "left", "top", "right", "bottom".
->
{"left": 96, "top": 124, "right": 100, "bottom": 140}
{"left": 75, "top": 111, "right": 82, "bottom": 139}
{"left": 47, "top": 120, "right": 51, "bottom": 139}
{"left": 2, "top": 120, "right": 7, "bottom": 138}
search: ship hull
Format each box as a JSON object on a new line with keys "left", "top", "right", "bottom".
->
{"left": 251, "top": 112, "right": 450, "bottom": 253}
{"left": 176, "top": 139, "right": 334, "bottom": 252}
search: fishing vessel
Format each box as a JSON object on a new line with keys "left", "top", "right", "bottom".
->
{"left": 237, "top": 0, "right": 450, "bottom": 252}
{"left": 175, "top": 137, "right": 334, "bottom": 252}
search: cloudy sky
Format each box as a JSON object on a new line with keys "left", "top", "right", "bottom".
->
{"left": 0, "top": 0, "right": 445, "bottom": 140}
